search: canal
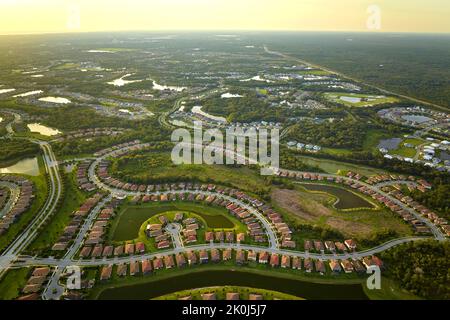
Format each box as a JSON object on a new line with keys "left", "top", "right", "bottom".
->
{"left": 97, "top": 270, "right": 368, "bottom": 300}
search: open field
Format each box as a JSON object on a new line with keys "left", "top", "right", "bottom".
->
{"left": 0, "top": 156, "right": 48, "bottom": 253}
{"left": 323, "top": 92, "right": 399, "bottom": 108}
{"left": 0, "top": 268, "right": 31, "bottom": 300}
{"left": 27, "top": 170, "right": 88, "bottom": 254}
{"left": 297, "top": 183, "right": 376, "bottom": 210}
{"left": 91, "top": 265, "right": 369, "bottom": 300}
{"left": 270, "top": 187, "right": 412, "bottom": 239}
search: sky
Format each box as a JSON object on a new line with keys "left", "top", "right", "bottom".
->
{"left": 0, "top": 0, "right": 449, "bottom": 35}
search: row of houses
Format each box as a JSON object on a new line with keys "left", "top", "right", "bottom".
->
{"left": 16, "top": 267, "right": 51, "bottom": 300}
{"left": 180, "top": 292, "right": 264, "bottom": 301}
{"left": 128, "top": 188, "right": 267, "bottom": 244}
{"left": 99, "top": 249, "right": 384, "bottom": 281}
{"left": 0, "top": 175, "right": 34, "bottom": 236}
{"left": 53, "top": 127, "right": 126, "bottom": 142}
{"left": 146, "top": 216, "right": 173, "bottom": 250}
{"left": 381, "top": 185, "right": 449, "bottom": 236}
{"left": 93, "top": 139, "right": 145, "bottom": 158}
{"left": 51, "top": 193, "right": 104, "bottom": 252}
{"left": 205, "top": 231, "right": 246, "bottom": 243}
{"left": 365, "top": 173, "right": 418, "bottom": 185}
{"left": 225, "top": 202, "right": 267, "bottom": 243}
{"left": 304, "top": 239, "right": 357, "bottom": 253}
{"left": 75, "top": 160, "right": 96, "bottom": 192}
{"left": 0, "top": 187, "right": 9, "bottom": 211}
{"left": 258, "top": 206, "right": 294, "bottom": 248}
{"left": 277, "top": 169, "right": 446, "bottom": 237}
{"left": 79, "top": 241, "right": 146, "bottom": 259}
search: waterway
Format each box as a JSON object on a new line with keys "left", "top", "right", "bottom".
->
{"left": 0, "top": 157, "right": 40, "bottom": 176}
{"left": 27, "top": 123, "right": 61, "bottom": 136}
{"left": 299, "top": 183, "right": 374, "bottom": 210}
{"left": 97, "top": 270, "right": 368, "bottom": 300}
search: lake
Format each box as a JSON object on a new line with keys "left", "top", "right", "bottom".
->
{"left": 97, "top": 270, "right": 368, "bottom": 300}
{"left": 299, "top": 183, "right": 375, "bottom": 210}
{"left": 191, "top": 106, "right": 227, "bottom": 123}
{"left": 221, "top": 93, "right": 243, "bottom": 98}
{"left": 340, "top": 96, "right": 361, "bottom": 103}
{"left": 27, "top": 123, "right": 61, "bottom": 136}
{"left": 0, "top": 158, "right": 40, "bottom": 176}
{"left": 13, "top": 90, "right": 43, "bottom": 98}
{"left": 108, "top": 74, "right": 143, "bottom": 87}
{"left": 0, "top": 89, "right": 15, "bottom": 95}
{"left": 151, "top": 80, "right": 186, "bottom": 92}
{"left": 38, "top": 97, "right": 71, "bottom": 104}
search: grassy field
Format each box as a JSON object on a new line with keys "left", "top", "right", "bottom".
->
{"left": 111, "top": 151, "right": 271, "bottom": 196}
{"left": 271, "top": 186, "right": 412, "bottom": 241}
{"left": 27, "top": 169, "right": 88, "bottom": 253}
{"left": 0, "top": 268, "right": 31, "bottom": 300}
{"left": 362, "top": 129, "right": 393, "bottom": 152}
{"left": 0, "top": 156, "right": 48, "bottom": 253}
{"left": 108, "top": 201, "right": 246, "bottom": 245}
{"left": 292, "top": 155, "right": 386, "bottom": 176}
{"left": 155, "top": 285, "right": 303, "bottom": 300}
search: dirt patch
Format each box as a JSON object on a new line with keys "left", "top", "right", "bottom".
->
{"left": 325, "top": 217, "right": 372, "bottom": 237}
{"left": 271, "top": 189, "right": 332, "bottom": 222}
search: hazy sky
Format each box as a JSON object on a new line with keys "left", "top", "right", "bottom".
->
{"left": 0, "top": 0, "right": 449, "bottom": 34}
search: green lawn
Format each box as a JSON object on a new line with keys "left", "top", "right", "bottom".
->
{"left": 292, "top": 155, "right": 386, "bottom": 176}
{"left": 27, "top": 169, "right": 88, "bottom": 253}
{"left": 389, "top": 138, "right": 424, "bottom": 158}
{"left": 108, "top": 201, "right": 247, "bottom": 244}
{"left": 88, "top": 263, "right": 369, "bottom": 300}
{"left": 363, "top": 129, "right": 392, "bottom": 152}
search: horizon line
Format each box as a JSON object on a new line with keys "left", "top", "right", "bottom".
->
{"left": 1, "top": 29, "right": 450, "bottom": 37}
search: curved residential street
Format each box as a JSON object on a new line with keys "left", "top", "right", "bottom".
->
{"left": 0, "top": 134, "right": 447, "bottom": 300}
